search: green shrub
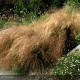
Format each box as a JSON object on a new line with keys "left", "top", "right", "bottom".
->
{"left": 13, "top": 66, "right": 28, "bottom": 75}
{"left": 27, "top": 0, "right": 43, "bottom": 15}
{"left": 13, "top": 0, "right": 67, "bottom": 16}
{"left": 51, "top": 0, "right": 67, "bottom": 7}
{"left": 0, "top": 20, "right": 7, "bottom": 29}
{"left": 14, "top": 0, "right": 25, "bottom": 16}
{"left": 67, "top": 0, "right": 80, "bottom": 9}
{"left": 75, "top": 34, "right": 80, "bottom": 45}
{"left": 52, "top": 51, "right": 80, "bottom": 79}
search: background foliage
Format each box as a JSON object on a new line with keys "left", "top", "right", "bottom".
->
{"left": 0, "top": 0, "right": 80, "bottom": 20}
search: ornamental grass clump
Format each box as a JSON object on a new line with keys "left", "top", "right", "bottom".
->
{"left": 0, "top": 6, "right": 80, "bottom": 74}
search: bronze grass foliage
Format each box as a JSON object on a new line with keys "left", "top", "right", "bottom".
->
{"left": 0, "top": 7, "right": 80, "bottom": 73}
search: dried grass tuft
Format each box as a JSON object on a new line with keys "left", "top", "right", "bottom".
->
{"left": 0, "top": 7, "right": 80, "bottom": 72}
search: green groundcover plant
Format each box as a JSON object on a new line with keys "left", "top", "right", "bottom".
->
{"left": 52, "top": 49, "right": 80, "bottom": 80}
{"left": 75, "top": 34, "right": 80, "bottom": 45}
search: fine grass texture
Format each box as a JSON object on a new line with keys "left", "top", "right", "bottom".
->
{"left": 0, "top": 6, "right": 80, "bottom": 74}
